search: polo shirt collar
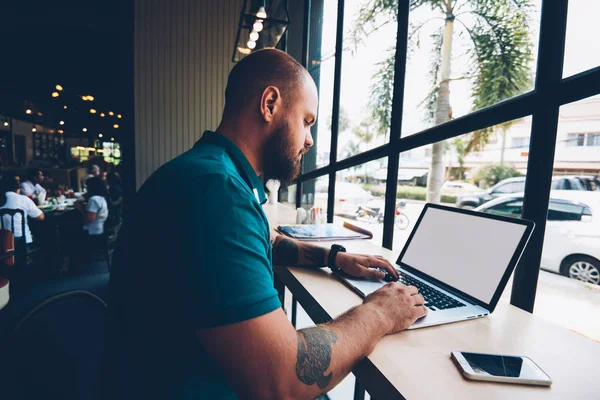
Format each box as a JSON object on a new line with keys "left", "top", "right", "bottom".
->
{"left": 197, "top": 131, "right": 267, "bottom": 204}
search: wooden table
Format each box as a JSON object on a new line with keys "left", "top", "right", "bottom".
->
{"left": 264, "top": 203, "right": 600, "bottom": 400}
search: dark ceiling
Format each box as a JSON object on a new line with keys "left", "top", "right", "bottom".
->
{"left": 0, "top": 0, "right": 132, "bottom": 139}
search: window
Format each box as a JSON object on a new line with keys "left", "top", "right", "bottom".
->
{"left": 336, "top": 0, "right": 398, "bottom": 161}
{"left": 279, "top": 183, "right": 297, "bottom": 206}
{"left": 567, "top": 133, "right": 600, "bottom": 147}
{"left": 392, "top": 118, "right": 530, "bottom": 250}
{"left": 563, "top": 0, "right": 600, "bottom": 78}
{"left": 492, "top": 181, "right": 526, "bottom": 194}
{"left": 301, "top": 176, "right": 329, "bottom": 220}
{"left": 486, "top": 199, "right": 523, "bottom": 218}
{"left": 547, "top": 200, "right": 586, "bottom": 221}
{"left": 402, "top": 1, "right": 541, "bottom": 137}
{"left": 291, "top": 0, "right": 600, "bottom": 350}
{"left": 333, "top": 158, "right": 386, "bottom": 244}
{"left": 303, "top": 0, "right": 338, "bottom": 173}
{"left": 103, "top": 142, "right": 121, "bottom": 165}
{"left": 512, "top": 137, "right": 530, "bottom": 149}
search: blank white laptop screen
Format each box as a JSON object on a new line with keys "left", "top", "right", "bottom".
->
{"left": 400, "top": 207, "right": 527, "bottom": 304}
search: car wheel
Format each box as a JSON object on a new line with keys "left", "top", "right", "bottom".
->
{"left": 560, "top": 256, "right": 600, "bottom": 285}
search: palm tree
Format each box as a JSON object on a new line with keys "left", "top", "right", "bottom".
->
{"left": 352, "top": 0, "right": 534, "bottom": 202}
{"left": 352, "top": 115, "right": 377, "bottom": 182}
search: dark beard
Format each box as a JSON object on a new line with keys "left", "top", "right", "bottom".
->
{"left": 263, "top": 122, "right": 302, "bottom": 186}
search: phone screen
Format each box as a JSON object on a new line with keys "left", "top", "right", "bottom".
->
{"left": 461, "top": 352, "right": 547, "bottom": 380}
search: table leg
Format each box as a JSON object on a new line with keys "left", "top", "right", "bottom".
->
{"left": 274, "top": 274, "right": 286, "bottom": 308}
{"left": 291, "top": 296, "right": 298, "bottom": 328}
{"left": 353, "top": 379, "right": 366, "bottom": 400}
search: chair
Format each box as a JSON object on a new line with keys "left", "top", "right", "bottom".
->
{"left": 0, "top": 209, "right": 28, "bottom": 269}
{"left": 2, "top": 290, "right": 107, "bottom": 400}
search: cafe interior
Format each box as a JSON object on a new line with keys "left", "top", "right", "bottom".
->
{"left": 0, "top": 0, "right": 599, "bottom": 399}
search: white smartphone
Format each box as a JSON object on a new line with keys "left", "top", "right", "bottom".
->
{"left": 451, "top": 351, "right": 552, "bottom": 386}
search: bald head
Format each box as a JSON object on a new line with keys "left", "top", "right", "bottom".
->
{"left": 224, "top": 49, "right": 310, "bottom": 116}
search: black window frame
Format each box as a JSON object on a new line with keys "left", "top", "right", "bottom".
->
{"left": 292, "top": 0, "right": 599, "bottom": 313}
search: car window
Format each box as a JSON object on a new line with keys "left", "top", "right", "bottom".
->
{"left": 586, "top": 178, "right": 600, "bottom": 191}
{"left": 492, "top": 181, "right": 525, "bottom": 194}
{"left": 568, "top": 178, "right": 586, "bottom": 191}
{"left": 551, "top": 180, "right": 563, "bottom": 190}
{"left": 485, "top": 200, "right": 523, "bottom": 217}
{"left": 547, "top": 200, "right": 585, "bottom": 221}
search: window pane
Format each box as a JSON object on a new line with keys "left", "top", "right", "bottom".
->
{"left": 530, "top": 95, "right": 600, "bottom": 344}
{"left": 303, "top": 0, "right": 337, "bottom": 173}
{"left": 563, "top": 0, "right": 600, "bottom": 78}
{"left": 395, "top": 117, "right": 531, "bottom": 250}
{"left": 332, "top": 158, "right": 387, "bottom": 245}
{"left": 401, "top": 1, "right": 541, "bottom": 137}
{"left": 301, "top": 176, "right": 329, "bottom": 222}
{"left": 279, "top": 183, "right": 297, "bottom": 207}
{"left": 336, "top": 0, "right": 398, "bottom": 162}
{"left": 547, "top": 200, "right": 585, "bottom": 221}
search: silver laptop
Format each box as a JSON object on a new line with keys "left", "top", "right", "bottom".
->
{"left": 335, "top": 203, "right": 534, "bottom": 329}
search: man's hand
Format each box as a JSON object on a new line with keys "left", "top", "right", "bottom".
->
{"left": 363, "top": 283, "right": 427, "bottom": 334}
{"left": 334, "top": 252, "right": 399, "bottom": 280}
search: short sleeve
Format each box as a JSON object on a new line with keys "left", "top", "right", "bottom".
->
{"left": 23, "top": 197, "right": 43, "bottom": 218}
{"left": 179, "top": 174, "right": 280, "bottom": 330}
{"left": 87, "top": 196, "right": 102, "bottom": 213}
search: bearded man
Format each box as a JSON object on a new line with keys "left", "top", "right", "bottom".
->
{"left": 104, "top": 49, "right": 426, "bottom": 399}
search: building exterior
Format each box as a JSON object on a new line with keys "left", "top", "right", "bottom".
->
{"left": 396, "top": 96, "right": 600, "bottom": 181}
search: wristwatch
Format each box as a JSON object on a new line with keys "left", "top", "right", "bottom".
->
{"left": 327, "top": 244, "right": 346, "bottom": 273}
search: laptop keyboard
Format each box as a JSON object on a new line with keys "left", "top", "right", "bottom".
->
{"left": 386, "top": 271, "right": 466, "bottom": 311}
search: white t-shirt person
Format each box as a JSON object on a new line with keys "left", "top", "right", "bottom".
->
{"left": 20, "top": 180, "right": 45, "bottom": 198}
{"left": 1, "top": 192, "right": 44, "bottom": 243}
{"left": 83, "top": 196, "right": 109, "bottom": 235}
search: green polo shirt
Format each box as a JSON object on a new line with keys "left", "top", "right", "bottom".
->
{"left": 106, "top": 131, "right": 281, "bottom": 399}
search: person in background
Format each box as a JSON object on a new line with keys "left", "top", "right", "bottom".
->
{"left": 106, "top": 172, "right": 123, "bottom": 203}
{"left": 0, "top": 174, "right": 45, "bottom": 245}
{"left": 81, "top": 164, "right": 101, "bottom": 191}
{"left": 75, "top": 176, "right": 109, "bottom": 236}
{"left": 43, "top": 173, "right": 61, "bottom": 197}
{"left": 20, "top": 169, "right": 45, "bottom": 201}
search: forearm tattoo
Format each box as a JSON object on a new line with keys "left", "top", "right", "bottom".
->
{"left": 296, "top": 327, "right": 338, "bottom": 389}
{"left": 303, "top": 246, "right": 327, "bottom": 266}
{"left": 272, "top": 238, "right": 299, "bottom": 266}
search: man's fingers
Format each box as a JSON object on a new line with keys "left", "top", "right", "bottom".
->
{"left": 360, "top": 265, "right": 386, "bottom": 279}
{"left": 413, "top": 305, "right": 428, "bottom": 319}
{"left": 412, "top": 294, "right": 425, "bottom": 306}
{"left": 367, "top": 257, "right": 398, "bottom": 278}
{"left": 401, "top": 285, "right": 419, "bottom": 296}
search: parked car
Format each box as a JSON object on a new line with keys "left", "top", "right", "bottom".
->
{"left": 441, "top": 181, "right": 484, "bottom": 196}
{"left": 314, "top": 181, "right": 373, "bottom": 216}
{"left": 476, "top": 190, "right": 600, "bottom": 284}
{"left": 457, "top": 175, "right": 600, "bottom": 209}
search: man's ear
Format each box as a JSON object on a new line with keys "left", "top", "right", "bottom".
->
{"left": 260, "top": 86, "right": 281, "bottom": 123}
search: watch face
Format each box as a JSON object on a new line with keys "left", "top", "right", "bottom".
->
{"left": 333, "top": 244, "right": 346, "bottom": 252}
